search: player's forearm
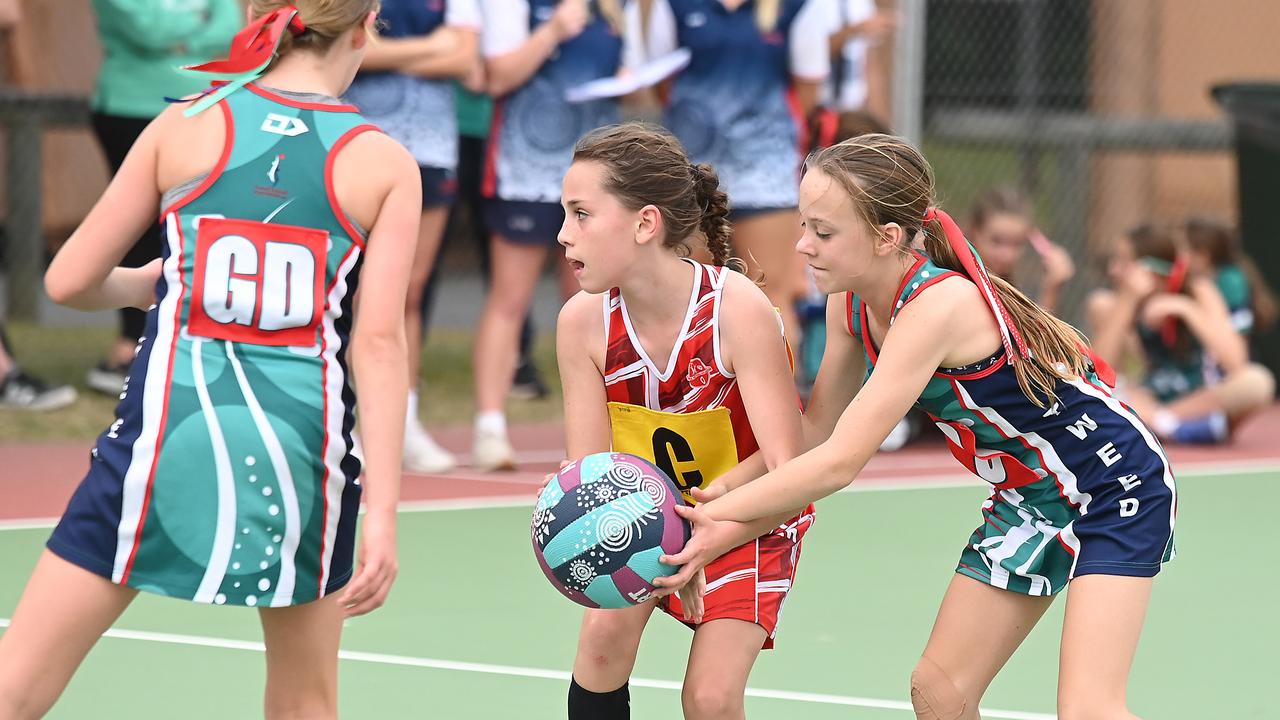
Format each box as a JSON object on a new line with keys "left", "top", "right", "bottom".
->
{"left": 46, "top": 264, "right": 150, "bottom": 311}
{"left": 709, "top": 453, "right": 766, "bottom": 493}
{"left": 351, "top": 332, "right": 407, "bottom": 517}
{"left": 706, "top": 441, "right": 860, "bottom": 524}
{"left": 405, "top": 50, "right": 478, "bottom": 80}
{"left": 360, "top": 33, "right": 460, "bottom": 72}
{"left": 1182, "top": 307, "right": 1248, "bottom": 371}
{"left": 486, "top": 24, "right": 562, "bottom": 97}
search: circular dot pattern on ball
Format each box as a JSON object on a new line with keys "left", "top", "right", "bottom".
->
{"left": 531, "top": 452, "right": 691, "bottom": 609}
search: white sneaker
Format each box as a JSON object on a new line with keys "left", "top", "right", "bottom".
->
{"left": 471, "top": 428, "right": 516, "bottom": 471}
{"left": 0, "top": 370, "right": 77, "bottom": 410}
{"left": 403, "top": 424, "right": 458, "bottom": 474}
{"left": 879, "top": 417, "right": 912, "bottom": 453}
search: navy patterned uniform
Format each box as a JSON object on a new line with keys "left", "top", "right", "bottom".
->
{"left": 848, "top": 255, "right": 1177, "bottom": 595}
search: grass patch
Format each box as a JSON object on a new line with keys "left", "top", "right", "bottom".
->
{"left": 0, "top": 323, "right": 563, "bottom": 443}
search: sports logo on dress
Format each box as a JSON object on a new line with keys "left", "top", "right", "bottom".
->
{"left": 686, "top": 357, "right": 711, "bottom": 389}
{"left": 685, "top": 12, "right": 707, "bottom": 28}
{"left": 261, "top": 113, "right": 309, "bottom": 137}
{"left": 267, "top": 154, "right": 285, "bottom": 184}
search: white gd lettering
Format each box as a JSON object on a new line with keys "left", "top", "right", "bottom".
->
{"left": 202, "top": 236, "right": 315, "bottom": 331}
{"left": 1119, "top": 498, "right": 1140, "bottom": 517}
{"left": 202, "top": 235, "right": 257, "bottom": 326}
{"left": 258, "top": 243, "right": 316, "bottom": 331}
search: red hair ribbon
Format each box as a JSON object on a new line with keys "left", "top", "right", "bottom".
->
{"left": 1161, "top": 254, "right": 1190, "bottom": 347}
{"left": 179, "top": 6, "right": 304, "bottom": 115}
{"left": 923, "top": 207, "right": 1033, "bottom": 365}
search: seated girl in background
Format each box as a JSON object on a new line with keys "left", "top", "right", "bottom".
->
{"left": 1089, "top": 223, "right": 1274, "bottom": 444}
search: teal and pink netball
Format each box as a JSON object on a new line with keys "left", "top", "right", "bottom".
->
{"left": 532, "top": 452, "right": 690, "bottom": 608}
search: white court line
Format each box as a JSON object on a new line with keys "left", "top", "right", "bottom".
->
{"left": 0, "top": 619, "right": 1054, "bottom": 719}
{"left": 3, "top": 461, "right": 1277, "bottom": 533}
{"left": 0, "top": 494, "right": 541, "bottom": 532}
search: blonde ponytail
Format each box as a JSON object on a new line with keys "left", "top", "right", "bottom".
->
{"left": 250, "top": 0, "right": 379, "bottom": 58}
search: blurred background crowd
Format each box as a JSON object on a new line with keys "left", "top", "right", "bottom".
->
{"left": 0, "top": 0, "right": 1277, "bottom": 470}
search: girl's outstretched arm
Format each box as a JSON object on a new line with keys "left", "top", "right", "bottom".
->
{"left": 655, "top": 288, "right": 961, "bottom": 592}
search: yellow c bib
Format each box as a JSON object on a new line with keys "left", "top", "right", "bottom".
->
{"left": 607, "top": 401, "right": 738, "bottom": 505}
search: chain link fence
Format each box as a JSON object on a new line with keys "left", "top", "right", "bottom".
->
{"left": 3, "top": 0, "right": 1279, "bottom": 329}
{"left": 918, "top": 0, "right": 1278, "bottom": 326}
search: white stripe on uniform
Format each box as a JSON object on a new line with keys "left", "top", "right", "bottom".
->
{"left": 112, "top": 213, "right": 187, "bottom": 582}
{"left": 224, "top": 341, "right": 301, "bottom": 606}
{"left": 317, "top": 247, "right": 362, "bottom": 595}
{"left": 191, "top": 339, "right": 238, "bottom": 603}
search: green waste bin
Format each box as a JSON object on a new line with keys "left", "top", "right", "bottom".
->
{"left": 1213, "top": 83, "right": 1280, "bottom": 393}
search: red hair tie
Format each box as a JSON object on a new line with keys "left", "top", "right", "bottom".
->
{"left": 287, "top": 12, "right": 306, "bottom": 36}
{"left": 179, "top": 6, "right": 305, "bottom": 115}
{"left": 1160, "top": 254, "right": 1190, "bottom": 347}
{"left": 923, "top": 207, "right": 1032, "bottom": 365}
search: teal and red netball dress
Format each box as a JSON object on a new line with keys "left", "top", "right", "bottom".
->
{"left": 48, "top": 83, "right": 379, "bottom": 607}
{"left": 847, "top": 241, "right": 1176, "bottom": 595}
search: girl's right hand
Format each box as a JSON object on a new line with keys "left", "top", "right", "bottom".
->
{"left": 536, "top": 459, "right": 573, "bottom": 498}
{"left": 652, "top": 504, "right": 743, "bottom": 598}
{"left": 340, "top": 510, "right": 399, "bottom": 617}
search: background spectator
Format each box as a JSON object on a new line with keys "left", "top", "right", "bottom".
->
{"left": 85, "top": 0, "right": 242, "bottom": 395}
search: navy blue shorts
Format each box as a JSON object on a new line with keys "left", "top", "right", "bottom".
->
{"left": 420, "top": 166, "right": 458, "bottom": 209}
{"left": 483, "top": 200, "right": 564, "bottom": 245}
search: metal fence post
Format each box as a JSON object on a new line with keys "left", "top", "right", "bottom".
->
{"left": 6, "top": 115, "right": 41, "bottom": 321}
{"left": 892, "top": 0, "right": 927, "bottom": 145}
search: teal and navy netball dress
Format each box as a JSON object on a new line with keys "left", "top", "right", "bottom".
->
{"left": 49, "top": 84, "right": 378, "bottom": 607}
{"left": 847, "top": 255, "right": 1177, "bottom": 596}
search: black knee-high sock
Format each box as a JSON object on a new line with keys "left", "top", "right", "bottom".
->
{"left": 568, "top": 676, "right": 629, "bottom": 719}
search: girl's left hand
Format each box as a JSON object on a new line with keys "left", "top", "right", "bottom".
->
{"left": 340, "top": 511, "right": 399, "bottom": 617}
{"left": 675, "top": 568, "right": 706, "bottom": 623}
{"left": 651, "top": 504, "right": 743, "bottom": 597}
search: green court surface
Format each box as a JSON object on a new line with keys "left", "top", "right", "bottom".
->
{"left": 1, "top": 471, "right": 1275, "bottom": 718}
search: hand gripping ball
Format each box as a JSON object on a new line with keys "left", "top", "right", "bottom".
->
{"left": 531, "top": 452, "right": 691, "bottom": 608}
